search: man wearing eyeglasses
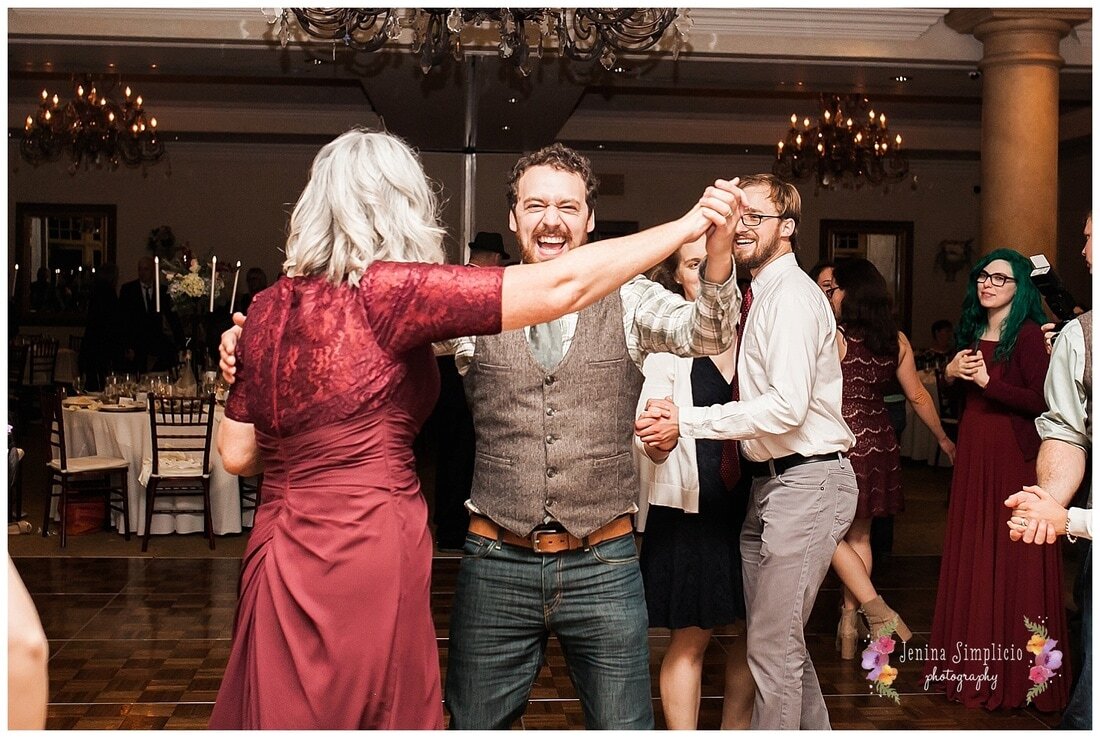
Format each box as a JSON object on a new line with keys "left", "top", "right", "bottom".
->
{"left": 637, "top": 173, "right": 856, "bottom": 730}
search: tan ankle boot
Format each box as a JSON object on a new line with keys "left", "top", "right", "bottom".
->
{"left": 859, "top": 596, "right": 912, "bottom": 641}
{"left": 836, "top": 607, "right": 860, "bottom": 659}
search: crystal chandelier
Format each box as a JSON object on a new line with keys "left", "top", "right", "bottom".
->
{"left": 21, "top": 77, "right": 165, "bottom": 172}
{"left": 772, "top": 95, "right": 909, "bottom": 190}
{"left": 274, "top": 8, "right": 688, "bottom": 75}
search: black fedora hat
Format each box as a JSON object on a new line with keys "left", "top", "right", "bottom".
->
{"left": 468, "top": 231, "right": 509, "bottom": 257}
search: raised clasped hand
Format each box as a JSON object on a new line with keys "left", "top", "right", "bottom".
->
{"left": 687, "top": 178, "right": 746, "bottom": 244}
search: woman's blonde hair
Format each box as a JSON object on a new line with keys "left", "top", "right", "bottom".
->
{"left": 282, "top": 128, "right": 446, "bottom": 286}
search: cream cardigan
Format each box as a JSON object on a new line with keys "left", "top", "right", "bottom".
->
{"left": 632, "top": 352, "right": 700, "bottom": 532}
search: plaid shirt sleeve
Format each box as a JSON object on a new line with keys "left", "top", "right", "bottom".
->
{"left": 433, "top": 336, "right": 477, "bottom": 376}
{"left": 621, "top": 257, "right": 738, "bottom": 369}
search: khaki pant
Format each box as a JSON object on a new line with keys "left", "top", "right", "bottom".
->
{"left": 741, "top": 457, "right": 858, "bottom": 730}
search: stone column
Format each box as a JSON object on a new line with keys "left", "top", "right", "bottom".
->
{"left": 946, "top": 9, "right": 1089, "bottom": 262}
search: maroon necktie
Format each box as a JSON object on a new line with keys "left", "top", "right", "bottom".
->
{"left": 719, "top": 284, "right": 753, "bottom": 491}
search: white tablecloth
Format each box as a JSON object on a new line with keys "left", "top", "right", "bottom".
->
{"left": 58, "top": 405, "right": 251, "bottom": 535}
{"left": 899, "top": 371, "right": 953, "bottom": 467}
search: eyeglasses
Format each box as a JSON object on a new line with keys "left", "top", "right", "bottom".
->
{"left": 975, "top": 271, "right": 1017, "bottom": 287}
{"left": 824, "top": 287, "right": 838, "bottom": 299}
{"left": 740, "top": 213, "right": 784, "bottom": 228}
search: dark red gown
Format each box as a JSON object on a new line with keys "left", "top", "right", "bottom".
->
{"left": 926, "top": 328, "right": 1068, "bottom": 711}
{"left": 209, "top": 263, "right": 503, "bottom": 729}
{"left": 841, "top": 332, "right": 902, "bottom": 518}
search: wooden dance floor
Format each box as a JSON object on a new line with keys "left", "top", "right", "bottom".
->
{"left": 10, "top": 453, "right": 1079, "bottom": 729}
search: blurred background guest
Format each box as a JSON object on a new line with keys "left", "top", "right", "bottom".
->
{"left": 235, "top": 267, "right": 269, "bottom": 315}
{"left": 29, "top": 267, "right": 58, "bottom": 312}
{"left": 918, "top": 319, "right": 955, "bottom": 372}
{"left": 78, "top": 263, "right": 122, "bottom": 391}
{"left": 118, "top": 256, "right": 183, "bottom": 372}
{"left": 926, "top": 248, "right": 1066, "bottom": 711}
{"left": 824, "top": 258, "right": 956, "bottom": 659}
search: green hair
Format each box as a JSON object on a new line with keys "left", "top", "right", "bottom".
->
{"left": 954, "top": 248, "right": 1047, "bottom": 363}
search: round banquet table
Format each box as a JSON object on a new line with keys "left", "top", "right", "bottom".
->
{"left": 58, "top": 404, "right": 252, "bottom": 536}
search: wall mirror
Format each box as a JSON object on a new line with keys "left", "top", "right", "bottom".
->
{"left": 820, "top": 219, "right": 913, "bottom": 334}
{"left": 12, "top": 203, "right": 117, "bottom": 325}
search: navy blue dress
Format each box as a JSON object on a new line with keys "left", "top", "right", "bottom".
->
{"left": 640, "top": 357, "right": 748, "bottom": 629}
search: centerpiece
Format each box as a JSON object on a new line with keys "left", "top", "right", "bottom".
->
{"left": 160, "top": 255, "right": 224, "bottom": 371}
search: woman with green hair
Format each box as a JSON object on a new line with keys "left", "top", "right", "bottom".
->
{"left": 925, "top": 248, "right": 1069, "bottom": 711}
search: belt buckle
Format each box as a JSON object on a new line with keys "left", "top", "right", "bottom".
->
{"left": 531, "top": 529, "right": 552, "bottom": 554}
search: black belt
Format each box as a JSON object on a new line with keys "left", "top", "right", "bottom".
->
{"left": 744, "top": 452, "right": 844, "bottom": 479}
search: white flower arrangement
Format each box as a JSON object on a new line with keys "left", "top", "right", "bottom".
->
{"left": 162, "top": 258, "right": 224, "bottom": 315}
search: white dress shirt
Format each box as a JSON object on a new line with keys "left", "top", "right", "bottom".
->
{"left": 678, "top": 252, "right": 854, "bottom": 462}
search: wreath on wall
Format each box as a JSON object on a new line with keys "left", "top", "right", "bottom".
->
{"left": 934, "top": 238, "right": 974, "bottom": 282}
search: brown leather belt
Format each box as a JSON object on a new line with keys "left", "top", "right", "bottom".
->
{"left": 468, "top": 514, "right": 634, "bottom": 554}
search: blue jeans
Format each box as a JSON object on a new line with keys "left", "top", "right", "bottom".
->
{"left": 444, "top": 532, "right": 653, "bottom": 729}
{"left": 1061, "top": 547, "right": 1091, "bottom": 729}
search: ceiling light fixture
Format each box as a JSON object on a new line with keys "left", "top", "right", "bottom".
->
{"left": 773, "top": 94, "right": 909, "bottom": 190}
{"left": 893, "top": 74, "right": 910, "bottom": 82}
{"left": 20, "top": 76, "right": 165, "bottom": 172}
{"left": 274, "top": 8, "right": 690, "bottom": 76}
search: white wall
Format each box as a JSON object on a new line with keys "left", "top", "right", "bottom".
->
{"left": 10, "top": 139, "right": 1087, "bottom": 346}
{"left": 471, "top": 151, "right": 981, "bottom": 344}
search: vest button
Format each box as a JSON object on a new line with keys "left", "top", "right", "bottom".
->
{"left": 546, "top": 468, "right": 557, "bottom": 478}
{"left": 545, "top": 434, "right": 555, "bottom": 444}
{"left": 544, "top": 375, "right": 555, "bottom": 386}
{"left": 545, "top": 407, "right": 554, "bottom": 416}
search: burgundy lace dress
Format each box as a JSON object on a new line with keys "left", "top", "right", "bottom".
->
{"left": 208, "top": 262, "right": 503, "bottom": 730}
{"left": 841, "top": 332, "right": 902, "bottom": 518}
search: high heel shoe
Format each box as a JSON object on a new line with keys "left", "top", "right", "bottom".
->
{"left": 859, "top": 596, "right": 913, "bottom": 642}
{"left": 836, "top": 607, "right": 860, "bottom": 660}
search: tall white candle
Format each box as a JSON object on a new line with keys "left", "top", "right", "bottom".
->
{"left": 10, "top": 263, "right": 18, "bottom": 298}
{"left": 229, "top": 261, "right": 241, "bottom": 315}
{"left": 209, "top": 255, "right": 217, "bottom": 312}
{"left": 154, "top": 256, "right": 161, "bottom": 312}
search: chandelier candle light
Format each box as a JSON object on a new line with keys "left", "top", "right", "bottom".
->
{"left": 276, "top": 8, "right": 688, "bottom": 75}
{"left": 773, "top": 94, "right": 910, "bottom": 189}
{"left": 21, "top": 77, "right": 165, "bottom": 171}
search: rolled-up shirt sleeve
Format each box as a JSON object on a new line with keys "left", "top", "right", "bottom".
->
{"left": 622, "top": 258, "right": 738, "bottom": 367}
{"left": 1067, "top": 507, "right": 1092, "bottom": 540}
{"left": 1035, "top": 320, "right": 1089, "bottom": 450}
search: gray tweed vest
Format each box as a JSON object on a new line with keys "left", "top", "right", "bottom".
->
{"left": 464, "top": 291, "right": 643, "bottom": 538}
